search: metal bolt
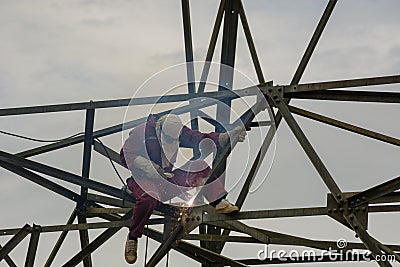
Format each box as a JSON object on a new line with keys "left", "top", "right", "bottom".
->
{"left": 362, "top": 207, "right": 367, "bottom": 212}
{"left": 339, "top": 208, "right": 344, "bottom": 213}
{"left": 333, "top": 208, "right": 338, "bottom": 213}
{"left": 348, "top": 208, "right": 352, "bottom": 212}
{"left": 197, "top": 216, "right": 201, "bottom": 221}
{"left": 362, "top": 196, "right": 366, "bottom": 201}
{"left": 185, "top": 217, "right": 190, "bottom": 222}
{"left": 350, "top": 201, "right": 355, "bottom": 206}
{"left": 354, "top": 224, "right": 359, "bottom": 230}
{"left": 356, "top": 199, "right": 361, "bottom": 203}
{"left": 349, "top": 215, "right": 354, "bottom": 220}
{"left": 355, "top": 207, "right": 360, "bottom": 212}
{"left": 327, "top": 209, "right": 332, "bottom": 213}
{"left": 336, "top": 194, "right": 342, "bottom": 199}
{"left": 191, "top": 217, "right": 195, "bottom": 221}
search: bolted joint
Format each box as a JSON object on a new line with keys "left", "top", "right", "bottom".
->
{"left": 361, "top": 207, "right": 367, "bottom": 212}
{"left": 32, "top": 224, "right": 42, "bottom": 232}
{"left": 263, "top": 85, "right": 284, "bottom": 105}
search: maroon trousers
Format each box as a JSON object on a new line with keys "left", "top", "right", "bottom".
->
{"left": 127, "top": 161, "right": 227, "bottom": 238}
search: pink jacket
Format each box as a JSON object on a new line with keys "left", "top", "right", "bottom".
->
{"left": 120, "top": 114, "right": 220, "bottom": 174}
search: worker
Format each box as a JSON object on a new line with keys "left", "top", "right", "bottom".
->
{"left": 120, "top": 113, "right": 246, "bottom": 264}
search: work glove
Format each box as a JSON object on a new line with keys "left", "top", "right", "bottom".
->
{"left": 133, "top": 156, "right": 174, "bottom": 179}
{"left": 218, "top": 126, "right": 247, "bottom": 147}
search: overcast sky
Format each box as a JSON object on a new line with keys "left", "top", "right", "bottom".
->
{"left": 0, "top": 0, "right": 400, "bottom": 266}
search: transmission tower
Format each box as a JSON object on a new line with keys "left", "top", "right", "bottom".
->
{"left": 0, "top": 1, "right": 399, "bottom": 266}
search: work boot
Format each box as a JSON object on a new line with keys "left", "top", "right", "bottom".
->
{"left": 125, "top": 235, "right": 138, "bottom": 264}
{"left": 215, "top": 199, "right": 239, "bottom": 214}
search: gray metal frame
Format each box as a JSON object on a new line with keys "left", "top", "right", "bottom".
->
{"left": 1, "top": 0, "right": 400, "bottom": 266}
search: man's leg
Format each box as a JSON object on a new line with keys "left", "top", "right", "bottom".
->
{"left": 128, "top": 178, "right": 160, "bottom": 238}
{"left": 125, "top": 178, "right": 160, "bottom": 264}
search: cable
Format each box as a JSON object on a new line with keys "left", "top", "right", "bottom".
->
{"left": 0, "top": 130, "right": 83, "bottom": 143}
{"left": 94, "top": 137, "right": 127, "bottom": 187}
{"left": 144, "top": 224, "right": 149, "bottom": 266}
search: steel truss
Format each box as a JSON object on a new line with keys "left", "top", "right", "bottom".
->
{"left": 1, "top": 0, "right": 400, "bottom": 266}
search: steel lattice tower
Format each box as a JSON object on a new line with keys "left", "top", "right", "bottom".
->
{"left": 0, "top": 1, "right": 399, "bottom": 266}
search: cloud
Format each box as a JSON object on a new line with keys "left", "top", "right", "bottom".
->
{"left": 0, "top": 1, "right": 399, "bottom": 266}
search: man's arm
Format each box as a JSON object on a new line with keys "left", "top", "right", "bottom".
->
{"left": 179, "top": 126, "right": 220, "bottom": 150}
{"left": 179, "top": 125, "right": 246, "bottom": 150}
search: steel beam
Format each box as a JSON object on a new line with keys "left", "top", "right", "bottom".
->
{"left": 16, "top": 88, "right": 257, "bottom": 158}
{"left": 184, "top": 234, "right": 400, "bottom": 252}
{"left": 344, "top": 214, "right": 392, "bottom": 267}
{"left": 289, "top": 105, "right": 400, "bottom": 147}
{"left": 24, "top": 225, "right": 41, "bottom": 267}
{"left": 0, "top": 218, "right": 166, "bottom": 236}
{"left": 285, "top": 75, "right": 400, "bottom": 93}
{"left": 203, "top": 207, "right": 327, "bottom": 222}
{"left": 273, "top": 99, "right": 344, "bottom": 202}
{"left": 0, "top": 151, "right": 176, "bottom": 215}
{"left": 0, "top": 88, "right": 248, "bottom": 117}
{"left": 369, "top": 205, "right": 400, "bottom": 213}
{"left": 62, "top": 211, "right": 132, "bottom": 267}
{"left": 239, "top": 1, "right": 265, "bottom": 84}
{"left": 184, "top": 234, "right": 258, "bottom": 243}
{"left": 291, "top": 0, "right": 337, "bottom": 85}
{"left": 87, "top": 193, "right": 134, "bottom": 208}
{"left": 349, "top": 175, "right": 400, "bottom": 207}
{"left": 143, "top": 227, "right": 247, "bottom": 267}
{"left": 371, "top": 192, "right": 400, "bottom": 204}
{"left": 213, "top": 0, "right": 240, "bottom": 219}
{"left": 0, "top": 224, "right": 31, "bottom": 261}
{"left": 44, "top": 210, "right": 77, "bottom": 267}
{"left": 181, "top": 0, "right": 199, "bottom": 152}
{"left": 0, "top": 160, "right": 82, "bottom": 202}
{"left": 77, "top": 107, "right": 95, "bottom": 267}
{"left": 216, "top": 0, "right": 240, "bottom": 132}
{"left": 146, "top": 224, "right": 183, "bottom": 267}
{"left": 208, "top": 221, "right": 352, "bottom": 252}
{"left": 286, "top": 90, "right": 400, "bottom": 103}
{"left": 0, "top": 150, "right": 133, "bottom": 202}
{"left": 225, "top": 221, "right": 270, "bottom": 244}
{"left": 197, "top": 0, "right": 225, "bottom": 94}
{"left": 93, "top": 140, "right": 123, "bottom": 166}
{"left": 0, "top": 245, "right": 17, "bottom": 267}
